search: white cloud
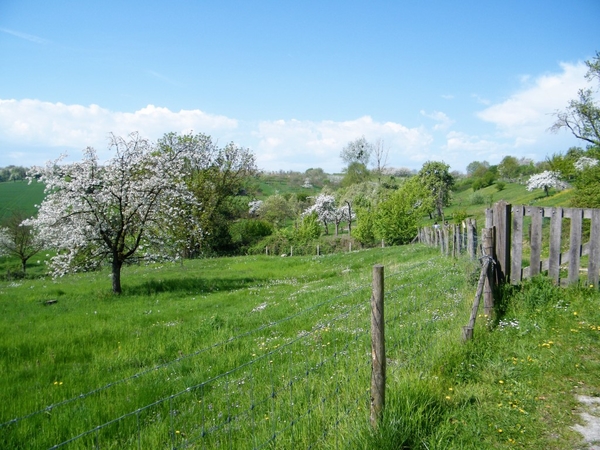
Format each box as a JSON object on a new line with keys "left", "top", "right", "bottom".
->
{"left": 252, "top": 115, "right": 433, "bottom": 172}
{"left": 477, "top": 62, "right": 592, "bottom": 140}
{"left": 420, "top": 110, "right": 454, "bottom": 131}
{"left": 0, "top": 99, "right": 238, "bottom": 161}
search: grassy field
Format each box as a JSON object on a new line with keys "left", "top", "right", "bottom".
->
{"left": 445, "top": 182, "right": 574, "bottom": 226}
{"left": 0, "top": 180, "right": 45, "bottom": 222}
{"left": 1, "top": 244, "right": 599, "bottom": 449}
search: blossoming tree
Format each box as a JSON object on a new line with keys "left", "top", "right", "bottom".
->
{"left": 0, "top": 210, "right": 44, "bottom": 274}
{"left": 26, "top": 133, "right": 202, "bottom": 294}
{"left": 526, "top": 171, "right": 568, "bottom": 197}
{"left": 302, "top": 194, "right": 337, "bottom": 235}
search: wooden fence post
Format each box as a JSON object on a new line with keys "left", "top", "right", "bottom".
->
{"left": 493, "top": 201, "right": 511, "bottom": 284}
{"left": 482, "top": 228, "right": 495, "bottom": 318}
{"left": 567, "top": 208, "right": 583, "bottom": 285}
{"left": 370, "top": 264, "right": 385, "bottom": 428}
{"left": 589, "top": 210, "right": 600, "bottom": 288}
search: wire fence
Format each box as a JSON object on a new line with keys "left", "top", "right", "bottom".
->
{"left": 2, "top": 256, "right": 469, "bottom": 449}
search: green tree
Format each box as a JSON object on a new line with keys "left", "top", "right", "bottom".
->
{"left": 547, "top": 147, "right": 585, "bottom": 182}
{"left": 297, "top": 211, "right": 321, "bottom": 241}
{"left": 374, "top": 177, "right": 431, "bottom": 245}
{"left": 353, "top": 207, "right": 376, "bottom": 245}
{"left": 498, "top": 156, "right": 520, "bottom": 180}
{"left": 341, "top": 162, "right": 370, "bottom": 187}
{"left": 158, "top": 132, "right": 257, "bottom": 256}
{"left": 260, "top": 194, "right": 293, "bottom": 228}
{"left": 571, "top": 158, "right": 600, "bottom": 208}
{"left": 418, "top": 161, "right": 454, "bottom": 219}
{"left": 466, "top": 160, "right": 490, "bottom": 178}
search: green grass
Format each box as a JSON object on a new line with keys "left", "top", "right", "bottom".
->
{"left": 2, "top": 245, "right": 598, "bottom": 449}
{"left": 446, "top": 182, "right": 574, "bottom": 225}
{"left": 0, "top": 180, "right": 45, "bottom": 222}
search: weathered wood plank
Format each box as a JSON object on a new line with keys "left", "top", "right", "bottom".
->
{"left": 511, "top": 205, "right": 524, "bottom": 284}
{"left": 529, "top": 207, "right": 543, "bottom": 277}
{"left": 567, "top": 208, "right": 583, "bottom": 285}
{"left": 589, "top": 209, "right": 600, "bottom": 287}
{"left": 493, "top": 201, "right": 511, "bottom": 283}
{"left": 548, "top": 207, "right": 563, "bottom": 283}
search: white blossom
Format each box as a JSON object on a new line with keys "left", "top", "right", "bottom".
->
{"left": 25, "top": 132, "right": 202, "bottom": 293}
{"left": 574, "top": 156, "right": 599, "bottom": 171}
{"left": 526, "top": 171, "right": 568, "bottom": 196}
{"left": 248, "top": 200, "right": 263, "bottom": 216}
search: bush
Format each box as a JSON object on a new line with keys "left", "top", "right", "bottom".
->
{"left": 469, "top": 192, "right": 486, "bottom": 205}
{"left": 495, "top": 181, "right": 506, "bottom": 192}
{"left": 452, "top": 208, "right": 468, "bottom": 224}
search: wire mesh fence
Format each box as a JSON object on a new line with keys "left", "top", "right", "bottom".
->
{"left": 2, "top": 255, "right": 470, "bottom": 449}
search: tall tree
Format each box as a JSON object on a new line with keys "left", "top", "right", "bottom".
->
{"left": 374, "top": 177, "right": 432, "bottom": 245}
{"left": 158, "top": 132, "right": 257, "bottom": 255}
{"left": 371, "top": 138, "right": 389, "bottom": 182}
{"left": 551, "top": 51, "right": 600, "bottom": 147}
{"left": 418, "top": 161, "right": 454, "bottom": 219}
{"left": 26, "top": 133, "right": 201, "bottom": 294}
{"left": 497, "top": 156, "right": 520, "bottom": 180}
{"left": 340, "top": 136, "right": 373, "bottom": 167}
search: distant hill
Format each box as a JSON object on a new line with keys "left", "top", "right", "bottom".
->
{"left": 0, "top": 181, "right": 45, "bottom": 222}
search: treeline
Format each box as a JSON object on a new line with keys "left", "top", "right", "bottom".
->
{"left": 0, "top": 166, "right": 27, "bottom": 182}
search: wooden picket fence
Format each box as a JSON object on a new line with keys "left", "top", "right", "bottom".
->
{"left": 419, "top": 201, "right": 600, "bottom": 288}
{"left": 417, "top": 218, "right": 479, "bottom": 259}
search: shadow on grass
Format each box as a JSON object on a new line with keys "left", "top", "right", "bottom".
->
{"left": 124, "top": 276, "right": 265, "bottom": 296}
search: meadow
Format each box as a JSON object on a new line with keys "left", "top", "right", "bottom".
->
{"left": 1, "top": 242, "right": 599, "bottom": 449}
{"left": 0, "top": 180, "right": 45, "bottom": 222}
{"left": 1, "top": 177, "right": 600, "bottom": 448}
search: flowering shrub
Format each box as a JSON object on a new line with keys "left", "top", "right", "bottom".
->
{"left": 526, "top": 171, "right": 568, "bottom": 196}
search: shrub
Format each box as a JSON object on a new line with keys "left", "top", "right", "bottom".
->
{"left": 469, "top": 192, "right": 486, "bottom": 205}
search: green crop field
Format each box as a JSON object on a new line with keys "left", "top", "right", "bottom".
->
{"left": 1, "top": 244, "right": 599, "bottom": 449}
{"left": 0, "top": 181, "right": 45, "bottom": 222}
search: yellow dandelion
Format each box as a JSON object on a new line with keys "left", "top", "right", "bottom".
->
{"left": 498, "top": 429, "right": 503, "bottom": 433}
{"left": 445, "top": 396, "right": 451, "bottom": 400}
{"left": 499, "top": 380, "right": 504, "bottom": 384}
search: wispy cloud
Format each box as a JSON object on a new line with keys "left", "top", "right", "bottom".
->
{"left": 420, "top": 110, "right": 454, "bottom": 131}
{"left": 146, "top": 70, "right": 180, "bottom": 87}
{"left": 0, "top": 27, "right": 49, "bottom": 44}
{"left": 471, "top": 94, "right": 491, "bottom": 105}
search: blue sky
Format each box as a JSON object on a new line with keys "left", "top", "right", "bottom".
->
{"left": 1, "top": 0, "right": 598, "bottom": 173}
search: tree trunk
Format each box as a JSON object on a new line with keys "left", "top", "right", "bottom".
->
{"left": 112, "top": 257, "right": 123, "bottom": 294}
{"left": 21, "top": 258, "right": 27, "bottom": 274}
{"left": 346, "top": 201, "right": 352, "bottom": 236}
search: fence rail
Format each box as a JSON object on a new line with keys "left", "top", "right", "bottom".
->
{"left": 487, "top": 201, "right": 600, "bottom": 287}
{"left": 419, "top": 202, "right": 600, "bottom": 289}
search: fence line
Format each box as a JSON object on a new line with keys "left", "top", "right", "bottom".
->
{"left": 418, "top": 219, "right": 478, "bottom": 259}
{"left": 486, "top": 201, "right": 600, "bottom": 287}
{"left": 4, "top": 256, "right": 453, "bottom": 449}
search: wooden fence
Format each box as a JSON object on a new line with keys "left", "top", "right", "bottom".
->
{"left": 417, "top": 219, "right": 479, "bottom": 259}
{"left": 486, "top": 201, "right": 600, "bottom": 288}
{"left": 420, "top": 201, "right": 600, "bottom": 288}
